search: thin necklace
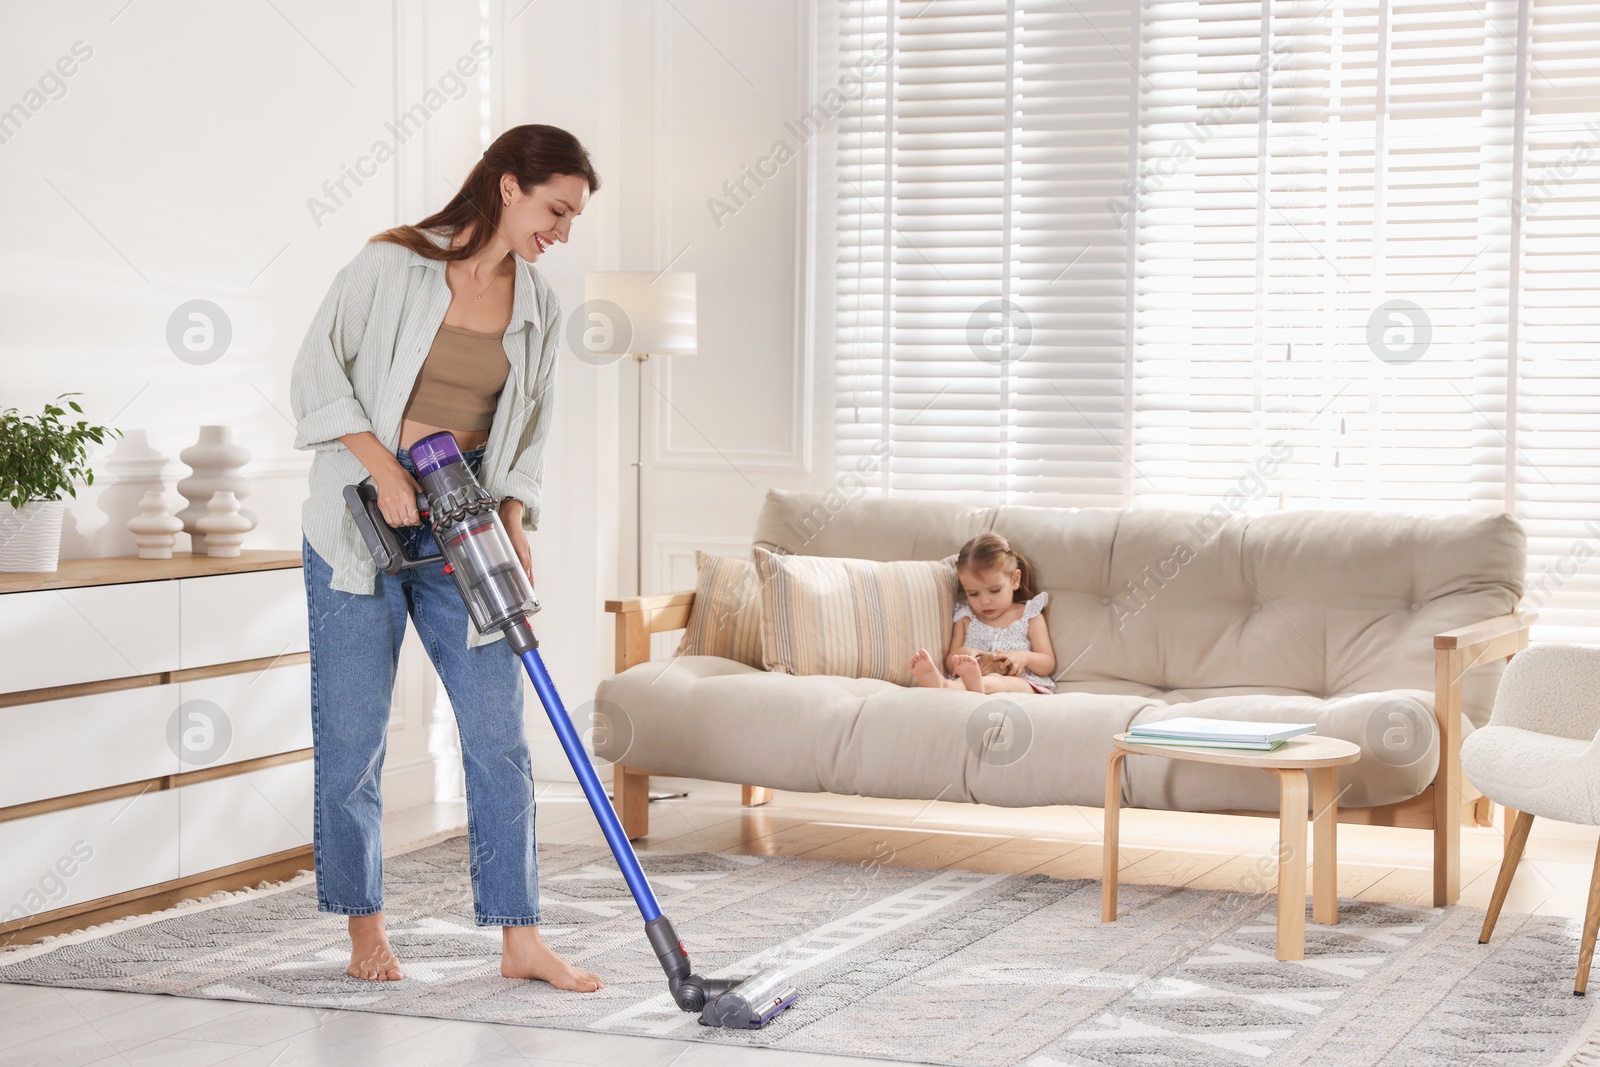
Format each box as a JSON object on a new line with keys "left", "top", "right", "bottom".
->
{"left": 454, "top": 261, "right": 501, "bottom": 301}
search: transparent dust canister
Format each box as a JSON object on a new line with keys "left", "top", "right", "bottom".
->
{"left": 440, "top": 512, "right": 538, "bottom": 633}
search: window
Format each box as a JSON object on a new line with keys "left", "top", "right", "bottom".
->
{"left": 829, "top": 0, "right": 1600, "bottom": 641}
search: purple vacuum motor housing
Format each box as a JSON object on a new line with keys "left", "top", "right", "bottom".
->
{"left": 408, "top": 431, "right": 464, "bottom": 478}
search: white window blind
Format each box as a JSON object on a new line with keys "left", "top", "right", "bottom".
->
{"left": 830, "top": 0, "right": 1600, "bottom": 642}
{"left": 834, "top": 0, "right": 1135, "bottom": 504}
{"left": 1516, "top": 0, "right": 1600, "bottom": 641}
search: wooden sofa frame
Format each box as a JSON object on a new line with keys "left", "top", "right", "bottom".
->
{"left": 603, "top": 591, "right": 1535, "bottom": 907}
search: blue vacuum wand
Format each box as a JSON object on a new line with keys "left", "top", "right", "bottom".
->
{"left": 342, "top": 430, "right": 797, "bottom": 1029}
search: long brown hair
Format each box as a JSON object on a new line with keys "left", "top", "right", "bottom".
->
{"left": 370, "top": 124, "right": 600, "bottom": 260}
{"left": 956, "top": 532, "right": 1040, "bottom": 604}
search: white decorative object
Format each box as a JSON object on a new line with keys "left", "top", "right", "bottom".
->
{"left": 103, "top": 430, "right": 173, "bottom": 558}
{"left": 127, "top": 491, "right": 185, "bottom": 560}
{"left": 196, "top": 492, "right": 251, "bottom": 558}
{"left": 177, "top": 426, "right": 256, "bottom": 554}
{"left": 0, "top": 499, "right": 66, "bottom": 572}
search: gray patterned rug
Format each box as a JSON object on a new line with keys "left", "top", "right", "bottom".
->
{"left": 0, "top": 834, "right": 1593, "bottom": 1066}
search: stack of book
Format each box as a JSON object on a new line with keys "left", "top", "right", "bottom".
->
{"left": 1125, "top": 717, "right": 1316, "bottom": 751}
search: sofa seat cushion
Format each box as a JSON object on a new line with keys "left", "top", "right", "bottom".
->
{"left": 593, "top": 657, "right": 1445, "bottom": 812}
{"left": 1461, "top": 725, "right": 1600, "bottom": 826}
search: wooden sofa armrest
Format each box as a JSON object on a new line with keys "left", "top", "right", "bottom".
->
{"left": 1434, "top": 610, "right": 1539, "bottom": 659}
{"left": 606, "top": 590, "right": 769, "bottom": 838}
{"left": 603, "top": 590, "right": 697, "bottom": 673}
{"left": 1430, "top": 609, "right": 1537, "bottom": 906}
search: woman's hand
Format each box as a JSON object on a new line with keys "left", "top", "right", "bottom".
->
{"left": 373, "top": 460, "right": 424, "bottom": 528}
{"left": 500, "top": 500, "right": 534, "bottom": 587}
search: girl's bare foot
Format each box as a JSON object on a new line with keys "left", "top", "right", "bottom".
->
{"left": 951, "top": 654, "right": 984, "bottom": 693}
{"left": 502, "top": 925, "right": 605, "bottom": 991}
{"left": 347, "top": 913, "right": 403, "bottom": 981}
{"left": 909, "top": 648, "right": 946, "bottom": 688}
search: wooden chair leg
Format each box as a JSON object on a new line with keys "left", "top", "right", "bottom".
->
{"left": 1503, "top": 806, "right": 1522, "bottom": 854}
{"left": 1577, "top": 835, "right": 1600, "bottom": 995}
{"left": 614, "top": 763, "right": 651, "bottom": 840}
{"left": 742, "top": 785, "right": 773, "bottom": 807}
{"left": 1480, "top": 809, "right": 1534, "bottom": 944}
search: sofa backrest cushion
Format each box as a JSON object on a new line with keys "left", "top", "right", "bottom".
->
{"left": 752, "top": 490, "right": 1526, "bottom": 725}
{"left": 754, "top": 492, "right": 992, "bottom": 562}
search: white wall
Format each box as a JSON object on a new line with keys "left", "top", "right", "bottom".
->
{"left": 1, "top": 0, "right": 832, "bottom": 806}
{"left": 608, "top": 0, "right": 836, "bottom": 662}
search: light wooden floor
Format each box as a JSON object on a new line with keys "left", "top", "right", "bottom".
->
{"left": 2, "top": 777, "right": 1595, "bottom": 1067}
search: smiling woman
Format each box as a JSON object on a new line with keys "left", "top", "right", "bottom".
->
{"left": 388, "top": 158, "right": 593, "bottom": 456}
{"left": 288, "top": 123, "right": 605, "bottom": 996}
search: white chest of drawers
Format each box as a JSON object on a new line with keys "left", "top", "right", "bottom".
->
{"left": 0, "top": 550, "right": 313, "bottom": 942}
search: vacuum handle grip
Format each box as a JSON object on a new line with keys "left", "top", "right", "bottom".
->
{"left": 342, "top": 482, "right": 444, "bottom": 575}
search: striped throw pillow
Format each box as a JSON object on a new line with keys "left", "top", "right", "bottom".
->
{"left": 754, "top": 547, "right": 960, "bottom": 685}
{"left": 673, "top": 550, "right": 765, "bottom": 668}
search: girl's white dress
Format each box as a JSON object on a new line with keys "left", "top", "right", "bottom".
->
{"left": 953, "top": 590, "right": 1055, "bottom": 693}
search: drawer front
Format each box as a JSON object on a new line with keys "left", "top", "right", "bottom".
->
{"left": 177, "top": 760, "right": 312, "bottom": 878}
{"left": 0, "top": 582, "right": 180, "bottom": 695}
{"left": 178, "top": 568, "right": 308, "bottom": 669}
{"left": 0, "top": 684, "right": 182, "bottom": 809}
{"left": 0, "top": 789, "right": 180, "bottom": 925}
{"left": 176, "top": 663, "right": 312, "bottom": 772}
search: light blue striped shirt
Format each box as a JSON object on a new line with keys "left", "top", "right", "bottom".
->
{"left": 290, "top": 227, "right": 560, "bottom": 649}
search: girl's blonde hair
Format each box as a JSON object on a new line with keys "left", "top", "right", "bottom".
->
{"left": 956, "top": 532, "right": 1040, "bottom": 604}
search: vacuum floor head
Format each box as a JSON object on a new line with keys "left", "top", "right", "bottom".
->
{"left": 696, "top": 968, "right": 799, "bottom": 1028}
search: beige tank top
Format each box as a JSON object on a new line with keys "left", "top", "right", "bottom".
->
{"left": 401, "top": 322, "right": 510, "bottom": 431}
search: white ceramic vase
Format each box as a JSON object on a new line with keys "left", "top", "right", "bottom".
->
{"left": 196, "top": 491, "right": 252, "bottom": 558}
{"left": 127, "top": 491, "right": 185, "bottom": 560}
{"left": 0, "top": 499, "right": 65, "bottom": 572}
{"left": 103, "top": 430, "right": 173, "bottom": 558}
{"left": 177, "top": 426, "right": 257, "bottom": 554}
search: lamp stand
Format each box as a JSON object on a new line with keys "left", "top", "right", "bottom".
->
{"left": 632, "top": 353, "right": 649, "bottom": 598}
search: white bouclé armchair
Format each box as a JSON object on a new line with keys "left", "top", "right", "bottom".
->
{"left": 1463, "top": 644, "right": 1600, "bottom": 994}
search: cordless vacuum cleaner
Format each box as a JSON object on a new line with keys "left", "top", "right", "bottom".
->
{"left": 342, "top": 430, "right": 797, "bottom": 1029}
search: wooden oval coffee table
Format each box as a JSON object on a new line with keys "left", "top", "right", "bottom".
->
{"left": 1101, "top": 732, "right": 1362, "bottom": 961}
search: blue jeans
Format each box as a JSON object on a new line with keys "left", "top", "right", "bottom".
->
{"left": 302, "top": 444, "right": 540, "bottom": 926}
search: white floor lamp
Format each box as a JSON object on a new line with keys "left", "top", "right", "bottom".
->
{"left": 581, "top": 272, "right": 697, "bottom": 597}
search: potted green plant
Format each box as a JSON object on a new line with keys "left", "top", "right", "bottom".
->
{"left": 0, "top": 393, "right": 122, "bottom": 572}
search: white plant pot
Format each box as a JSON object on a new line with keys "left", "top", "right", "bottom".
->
{"left": 0, "top": 499, "right": 66, "bottom": 572}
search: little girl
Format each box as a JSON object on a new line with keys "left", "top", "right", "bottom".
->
{"left": 909, "top": 532, "right": 1057, "bottom": 695}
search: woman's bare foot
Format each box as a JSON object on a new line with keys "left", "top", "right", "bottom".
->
{"left": 501, "top": 925, "right": 605, "bottom": 991}
{"left": 951, "top": 654, "right": 984, "bottom": 693}
{"left": 347, "top": 913, "right": 403, "bottom": 981}
{"left": 909, "top": 648, "right": 946, "bottom": 688}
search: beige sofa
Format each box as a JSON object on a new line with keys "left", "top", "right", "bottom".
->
{"left": 597, "top": 489, "right": 1533, "bottom": 906}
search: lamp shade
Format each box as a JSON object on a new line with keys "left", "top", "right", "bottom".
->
{"left": 582, "top": 272, "right": 697, "bottom": 356}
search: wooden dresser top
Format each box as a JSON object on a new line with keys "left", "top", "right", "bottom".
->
{"left": 0, "top": 549, "right": 302, "bottom": 594}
